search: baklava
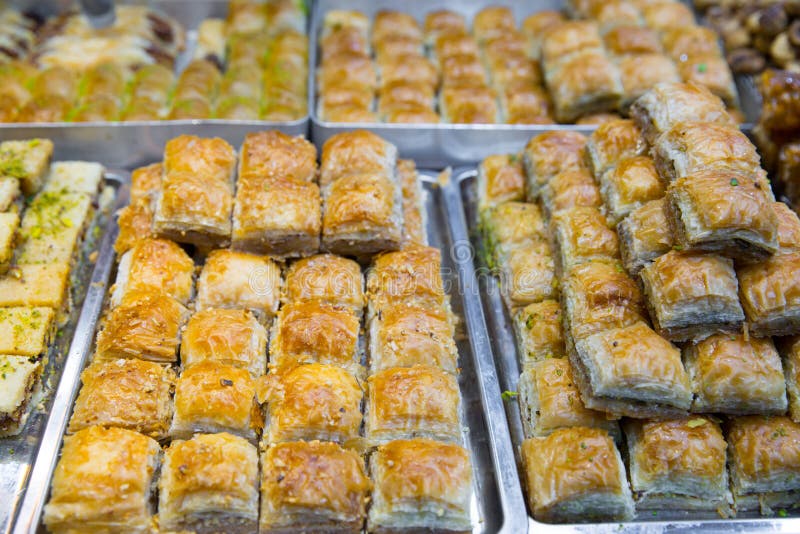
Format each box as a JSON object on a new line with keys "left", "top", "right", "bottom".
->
{"left": 513, "top": 300, "right": 566, "bottom": 367}
{"left": 781, "top": 336, "right": 800, "bottom": 423}
{"left": 0, "top": 263, "right": 69, "bottom": 309}
{"left": 737, "top": 252, "right": 800, "bottom": 337}
{"left": 480, "top": 202, "right": 547, "bottom": 261}
{"left": 284, "top": 254, "right": 365, "bottom": 314}
{"left": 111, "top": 238, "right": 194, "bottom": 307}
{"left": 477, "top": 153, "right": 526, "bottom": 211}
{"left": 366, "top": 246, "right": 447, "bottom": 317}
{"left": 397, "top": 159, "right": 428, "bottom": 247}
{"left": 585, "top": 119, "right": 645, "bottom": 179}
{"left": 522, "top": 11, "right": 566, "bottom": 60}
{"left": 42, "top": 161, "right": 104, "bottom": 196}
{"left": 497, "top": 241, "right": 558, "bottom": 309}
{"left": 237, "top": 130, "right": 317, "bottom": 183}
{"left": 678, "top": 54, "right": 738, "bottom": 109}
{"left": 540, "top": 21, "right": 602, "bottom": 65}
{"left": 617, "top": 53, "right": 680, "bottom": 112}
{"left": 552, "top": 207, "right": 620, "bottom": 273}
{"left": 603, "top": 25, "right": 662, "bottom": 56}
{"left": 0, "top": 355, "right": 41, "bottom": 437}
{"left": 0, "top": 138, "right": 53, "bottom": 195}
{"left": 600, "top": 156, "right": 664, "bottom": 224}
{"left": 523, "top": 131, "right": 588, "bottom": 201}
{"left": 0, "top": 212, "right": 17, "bottom": 274}
{"left": 540, "top": 169, "right": 602, "bottom": 218}
{"left": 545, "top": 48, "right": 623, "bottom": 123}
{"left": 617, "top": 198, "right": 674, "bottom": 275}
{"left": 0, "top": 306, "right": 55, "bottom": 357}
{"left": 16, "top": 190, "right": 92, "bottom": 265}
{"left": 319, "top": 131, "right": 397, "bottom": 187}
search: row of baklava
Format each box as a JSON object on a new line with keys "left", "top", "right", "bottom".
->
{"left": 0, "top": 139, "right": 107, "bottom": 437}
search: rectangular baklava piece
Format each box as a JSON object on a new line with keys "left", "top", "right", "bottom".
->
{"left": 0, "top": 263, "right": 69, "bottom": 309}
{"left": 585, "top": 119, "right": 645, "bottom": 179}
{"left": 43, "top": 426, "right": 161, "bottom": 534}
{"left": 366, "top": 246, "right": 448, "bottom": 317}
{"left": 319, "top": 131, "right": 397, "bottom": 187}
{"left": 640, "top": 250, "right": 744, "bottom": 341}
{"left": 16, "top": 189, "right": 92, "bottom": 265}
{"left": 477, "top": 153, "right": 526, "bottom": 211}
{"left": 366, "top": 365, "right": 461, "bottom": 444}
{"left": 237, "top": 130, "right": 317, "bottom": 183}
{"left": 625, "top": 417, "right": 731, "bottom": 511}
{"left": 259, "top": 363, "right": 362, "bottom": 444}
{"left": 368, "top": 438, "right": 473, "bottom": 532}
{"left": 42, "top": 161, "right": 104, "bottom": 196}
{"left": 522, "top": 131, "right": 587, "bottom": 201}
{"left": 261, "top": 440, "right": 370, "bottom": 532}
{"left": 0, "top": 306, "right": 55, "bottom": 357}
{"left": 571, "top": 321, "right": 693, "bottom": 418}
{"left": 0, "top": 138, "right": 53, "bottom": 194}
{"left": 545, "top": 49, "right": 623, "bottom": 123}
{"left": 284, "top": 253, "right": 365, "bottom": 314}
{"left": 153, "top": 135, "right": 236, "bottom": 247}
{"left": 539, "top": 169, "right": 602, "bottom": 219}
{"left": 111, "top": 237, "right": 194, "bottom": 307}
{"left": 159, "top": 433, "right": 259, "bottom": 533}
{"left": 727, "top": 416, "right": 800, "bottom": 513}
{"left": 599, "top": 156, "right": 664, "bottom": 225}
{"left": 480, "top": 202, "right": 547, "bottom": 266}
{"left": 0, "top": 355, "right": 41, "bottom": 437}
{"left": 617, "top": 198, "right": 674, "bottom": 276}
{"left": 617, "top": 53, "right": 681, "bottom": 113}
{"left": 519, "top": 359, "right": 620, "bottom": 439}
{"left": 496, "top": 240, "right": 557, "bottom": 309}
{"left": 180, "top": 308, "right": 267, "bottom": 378}
{"left": 685, "top": 334, "right": 787, "bottom": 415}
{"left": 513, "top": 300, "right": 566, "bottom": 366}
{"left": 521, "top": 427, "right": 634, "bottom": 522}
{"left": 552, "top": 207, "right": 620, "bottom": 274}
{"left": 737, "top": 251, "right": 800, "bottom": 337}
{"left": 397, "top": 159, "right": 428, "bottom": 247}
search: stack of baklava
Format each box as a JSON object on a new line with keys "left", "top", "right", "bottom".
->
{"left": 479, "top": 81, "right": 800, "bottom": 522}
{"left": 43, "top": 130, "right": 475, "bottom": 533}
{"left": 0, "top": 139, "right": 106, "bottom": 438}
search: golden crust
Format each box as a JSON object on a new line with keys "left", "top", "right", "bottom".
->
{"left": 129, "top": 162, "right": 162, "bottom": 204}
{"left": 478, "top": 154, "right": 526, "bottom": 210}
{"left": 440, "top": 53, "right": 486, "bottom": 88}
{"left": 374, "top": 10, "right": 422, "bottom": 43}
{"left": 367, "top": 246, "right": 447, "bottom": 313}
{"left": 545, "top": 49, "right": 623, "bottom": 124}
{"left": 473, "top": 6, "right": 516, "bottom": 42}
{"left": 737, "top": 251, "right": 800, "bottom": 336}
{"left": 322, "top": 171, "right": 400, "bottom": 239}
{"left": 601, "top": 156, "right": 664, "bottom": 224}
{"left": 482, "top": 202, "right": 547, "bottom": 250}
{"left": 553, "top": 207, "right": 620, "bottom": 271}
{"left": 260, "top": 363, "right": 362, "bottom": 444}
{"left": 434, "top": 32, "right": 479, "bottom": 61}
{"left": 114, "top": 202, "right": 155, "bottom": 256}
{"left": 642, "top": 2, "right": 694, "bottom": 32}
{"left": 238, "top": 130, "right": 317, "bottom": 183}
{"left": 523, "top": 131, "right": 587, "bottom": 197}
{"left": 380, "top": 55, "right": 438, "bottom": 88}
{"left": 661, "top": 26, "right": 722, "bottom": 61}
{"left": 542, "top": 169, "right": 602, "bottom": 216}
{"left": 588, "top": 0, "right": 642, "bottom": 30}
{"left": 424, "top": 10, "right": 467, "bottom": 40}
{"left": 773, "top": 202, "right": 800, "bottom": 251}
{"left": 522, "top": 11, "right": 566, "bottom": 59}
{"left": 320, "top": 131, "right": 396, "bottom": 186}
{"left": 678, "top": 54, "right": 737, "bottom": 108}
{"left": 604, "top": 25, "right": 661, "bottom": 55}
{"left": 514, "top": 300, "right": 566, "bottom": 365}
{"left": 498, "top": 242, "right": 557, "bottom": 307}
{"left": 163, "top": 134, "right": 235, "bottom": 182}
{"left": 727, "top": 416, "right": 800, "bottom": 494}
{"left": 397, "top": 159, "right": 427, "bottom": 246}
{"left": 113, "top": 238, "right": 193, "bottom": 306}
{"left": 617, "top": 198, "right": 673, "bottom": 275}
{"left": 587, "top": 119, "right": 645, "bottom": 177}
{"left": 540, "top": 21, "right": 602, "bottom": 65}
{"left": 781, "top": 336, "right": 800, "bottom": 423}
{"left": 618, "top": 53, "right": 680, "bottom": 109}
{"left": 284, "top": 254, "right": 365, "bottom": 312}
{"left": 69, "top": 359, "right": 175, "bottom": 439}
{"left": 318, "top": 53, "right": 376, "bottom": 93}
{"left": 440, "top": 84, "right": 498, "bottom": 124}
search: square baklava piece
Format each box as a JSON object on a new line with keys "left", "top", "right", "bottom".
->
{"left": 522, "top": 131, "right": 587, "bottom": 201}
{"left": 284, "top": 253, "right": 365, "bottom": 314}
{"left": 0, "top": 306, "right": 55, "bottom": 357}
{"left": 16, "top": 189, "right": 93, "bottom": 265}
{"left": 737, "top": 251, "right": 800, "bottom": 337}
{"left": 497, "top": 240, "right": 557, "bottom": 309}
{"left": 111, "top": 238, "right": 194, "bottom": 307}
{"left": 477, "top": 153, "right": 526, "bottom": 211}
{"left": 366, "top": 246, "right": 448, "bottom": 317}
{"left": 552, "top": 207, "right": 620, "bottom": 275}
{"left": 319, "top": 131, "right": 397, "bottom": 187}
{"left": 540, "top": 169, "right": 601, "bottom": 219}
{"left": 544, "top": 49, "right": 623, "bottom": 123}
{"left": 0, "top": 263, "right": 70, "bottom": 309}
{"left": 599, "top": 156, "right": 664, "bottom": 225}
{"left": 512, "top": 300, "right": 566, "bottom": 367}
{"left": 585, "top": 119, "right": 645, "bottom": 178}
{"left": 0, "top": 138, "right": 53, "bottom": 194}
{"left": 617, "top": 198, "right": 674, "bottom": 276}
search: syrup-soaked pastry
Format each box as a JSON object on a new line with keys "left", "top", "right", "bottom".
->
{"left": 43, "top": 426, "right": 161, "bottom": 534}
{"left": 624, "top": 417, "right": 731, "bottom": 511}
{"left": 42, "top": 161, "right": 104, "bottom": 196}
{"left": 481, "top": 202, "right": 547, "bottom": 261}
{"left": 540, "top": 21, "right": 602, "bottom": 66}
{"left": 523, "top": 131, "right": 588, "bottom": 201}
{"left": 661, "top": 26, "right": 722, "bottom": 62}
{"left": 181, "top": 308, "right": 267, "bottom": 378}
{"left": 0, "top": 176, "right": 20, "bottom": 212}
{"left": 642, "top": 1, "right": 695, "bottom": 32}
{"left": 540, "top": 169, "right": 602, "bottom": 218}
{"left": 319, "top": 131, "right": 397, "bottom": 187}
{"left": 321, "top": 26, "right": 369, "bottom": 62}
{"left": 0, "top": 138, "right": 53, "bottom": 195}
{"left": 258, "top": 363, "right": 362, "bottom": 444}
{"left": 603, "top": 25, "right": 662, "bottom": 56}
{"left": 522, "top": 11, "right": 566, "bottom": 60}
{"left": 380, "top": 55, "right": 438, "bottom": 89}
{"left": 381, "top": 105, "right": 440, "bottom": 124}
{"left": 586, "top": 119, "right": 646, "bottom": 179}
{"left": 552, "top": 207, "right": 620, "bottom": 274}
{"left": 110, "top": 238, "right": 193, "bottom": 308}
{"left": 397, "top": 159, "right": 428, "bottom": 247}
{"left": 377, "top": 81, "right": 435, "bottom": 111}
{"left": 545, "top": 48, "right": 623, "bottom": 123}
{"left": 284, "top": 254, "right": 365, "bottom": 313}
{"left": 477, "top": 153, "right": 526, "bottom": 211}
{"left": 772, "top": 202, "right": 800, "bottom": 253}
{"left": 129, "top": 162, "right": 162, "bottom": 204}
{"left": 571, "top": 321, "right": 693, "bottom": 418}
{"left": 666, "top": 169, "right": 778, "bottom": 261}
{"left": 0, "top": 212, "right": 16, "bottom": 274}
{"left": 781, "top": 336, "right": 800, "bottom": 423}
{"left": 439, "top": 85, "right": 499, "bottom": 124}
{"left": 737, "top": 251, "right": 800, "bottom": 337}
{"left": 600, "top": 156, "right": 664, "bottom": 225}
{"left": 513, "top": 300, "right": 566, "bottom": 368}
{"left": 473, "top": 6, "right": 516, "bottom": 43}
{"left": 433, "top": 32, "right": 480, "bottom": 63}
{"left": 726, "top": 416, "right": 800, "bottom": 513}
{"left": 366, "top": 365, "right": 461, "bottom": 444}
{"left": 0, "top": 355, "right": 41, "bottom": 437}
{"left": 520, "top": 359, "right": 620, "bottom": 439}
{"left": 0, "top": 263, "right": 69, "bottom": 309}
{"left": 617, "top": 53, "right": 681, "bottom": 112}
{"left": 237, "top": 130, "right": 317, "bottom": 183}
{"left": 159, "top": 433, "right": 259, "bottom": 533}
{"left": 678, "top": 54, "right": 738, "bottom": 108}
{"left": 319, "top": 104, "right": 378, "bottom": 124}
{"left": 640, "top": 250, "right": 744, "bottom": 342}
{"left": 521, "top": 427, "right": 635, "bottom": 522}
{"left": 497, "top": 240, "right": 558, "bottom": 309}
{"left": 317, "top": 53, "right": 376, "bottom": 95}
{"left": 368, "top": 438, "right": 473, "bottom": 532}
{"left": 0, "top": 306, "right": 54, "bottom": 357}
{"left": 424, "top": 10, "right": 467, "bottom": 45}
{"left": 501, "top": 84, "right": 553, "bottom": 125}
{"left": 261, "top": 440, "right": 370, "bottom": 532}
{"left": 69, "top": 359, "right": 175, "bottom": 440}
{"left": 617, "top": 198, "right": 674, "bottom": 275}
{"left": 367, "top": 246, "right": 448, "bottom": 318}
{"left": 373, "top": 10, "right": 422, "bottom": 43}
{"left": 685, "top": 334, "right": 787, "bottom": 415}
{"left": 16, "top": 189, "right": 92, "bottom": 265}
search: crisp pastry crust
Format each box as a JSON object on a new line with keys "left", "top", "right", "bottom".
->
{"left": 780, "top": 337, "right": 800, "bottom": 424}
{"left": 540, "top": 21, "right": 602, "bottom": 65}
{"left": 502, "top": 84, "right": 553, "bottom": 124}
{"left": 114, "top": 202, "right": 154, "bottom": 256}
{"left": 269, "top": 301, "right": 362, "bottom": 377}
{"left": 541, "top": 169, "right": 601, "bottom": 218}
{"left": 727, "top": 416, "right": 800, "bottom": 504}
{"left": 522, "top": 11, "right": 566, "bottom": 60}
{"left": 523, "top": 131, "right": 588, "bottom": 201}
{"left": 617, "top": 53, "right": 680, "bottom": 111}
{"left": 617, "top": 198, "right": 673, "bottom": 275}
{"left": 261, "top": 440, "right": 370, "bottom": 533}
{"left": 640, "top": 250, "right": 744, "bottom": 341}
{"left": 381, "top": 105, "right": 440, "bottom": 124}
{"left": 552, "top": 207, "right": 620, "bottom": 274}
{"left": 284, "top": 254, "right": 365, "bottom": 313}
{"left": 181, "top": 308, "right": 267, "bottom": 378}
{"left": 662, "top": 26, "right": 722, "bottom": 62}
{"left": 320, "top": 131, "right": 397, "bottom": 187}
{"left": 368, "top": 438, "right": 472, "bottom": 532}
{"left": 477, "top": 154, "right": 526, "bottom": 211}
{"left": 238, "top": 130, "right": 317, "bottom": 183}
{"left": 259, "top": 363, "right": 362, "bottom": 444}
{"left": 377, "top": 80, "right": 435, "bottom": 110}
{"left": 545, "top": 49, "right": 623, "bottom": 124}
{"left": 320, "top": 104, "right": 378, "bottom": 124}
{"left": 433, "top": 32, "right": 479, "bottom": 63}
{"left": 513, "top": 300, "right": 566, "bottom": 367}
{"left": 374, "top": 10, "right": 422, "bottom": 43}
{"left": 678, "top": 54, "right": 738, "bottom": 108}
{"left": 69, "top": 359, "right": 174, "bottom": 439}
{"left": 666, "top": 169, "right": 778, "bottom": 261}
{"left": 0, "top": 355, "right": 41, "bottom": 437}
{"left": 498, "top": 241, "right": 557, "bottom": 309}
{"left": 380, "top": 55, "right": 438, "bottom": 89}
{"left": 586, "top": 119, "right": 645, "bottom": 179}
{"left": 171, "top": 361, "right": 258, "bottom": 441}
{"left": 366, "top": 365, "right": 461, "bottom": 444}
{"left": 367, "top": 246, "right": 447, "bottom": 317}
{"left": 625, "top": 417, "right": 730, "bottom": 510}
{"left": 685, "top": 334, "right": 787, "bottom": 415}
{"left": 473, "top": 6, "right": 515, "bottom": 43}
{"left": 0, "top": 263, "right": 69, "bottom": 309}
{"left": 630, "top": 81, "right": 734, "bottom": 145}
{"left": 481, "top": 202, "right": 547, "bottom": 256}
{"left": 321, "top": 171, "right": 403, "bottom": 257}
{"left": 653, "top": 121, "right": 761, "bottom": 184}
{"left": 439, "top": 85, "right": 498, "bottom": 124}
{"left": 737, "top": 251, "right": 800, "bottom": 337}
{"left": 424, "top": 10, "right": 467, "bottom": 43}
{"left": 397, "top": 159, "right": 428, "bottom": 247}
{"left": 159, "top": 433, "right": 259, "bottom": 533}
{"left": 604, "top": 25, "right": 662, "bottom": 56}
{"left": 521, "top": 427, "right": 634, "bottom": 522}
{"left": 0, "top": 306, "right": 54, "bottom": 357}
{"left": 519, "top": 360, "right": 620, "bottom": 439}
{"left": 43, "top": 426, "right": 161, "bottom": 534}
{"left": 111, "top": 238, "right": 193, "bottom": 307}
{"left": 571, "top": 321, "right": 693, "bottom": 418}
{"left": 195, "top": 249, "right": 282, "bottom": 319}
{"left": 317, "top": 54, "right": 376, "bottom": 94}
{"left": 369, "top": 303, "right": 458, "bottom": 375}
{"left": 43, "top": 161, "right": 104, "bottom": 196}
{"left": 562, "top": 260, "right": 645, "bottom": 343}
{"left": 95, "top": 289, "right": 189, "bottom": 364}
{"left": 773, "top": 202, "right": 800, "bottom": 252}
{"left": 440, "top": 53, "right": 486, "bottom": 87}
{"left": 589, "top": 0, "right": 643, "bottom": 32}
{"left": 642, "top": 1, "right": 695, "bottom": 32}
{"left": 600, "top": 156, "right": 664, "bottom": 225}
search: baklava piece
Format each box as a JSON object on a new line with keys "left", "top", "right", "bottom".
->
{"left": 284, "top": 254, "right": 365, "bottom": 313}
{"left": 0, "top": 263, "right": 69, "bottom": 309}
{"left": 111, "top": 238, "right": 194, "bottom": 307}
{"left": 737, "top": 251, "right": 800, "bottom": 337}
{"left": 540, "top": 21, "right": 602, "bottom": 65}
{"left": 617, "top": 198, "right": 673, "bottom": 275}
{"left": 522, "top": 131, "right": 587, "bottom": 201}
{"left": 16, "top": 189, "right": 92, "bottom": 265}
{"left": 366, "top": 246, "right": 447, "bottom": 317}
{"left": 237, "top": 130, "right": 317, "bottom": 183}
{"left": 540, "top": 169, "right": 602, "bottom": 218}
{"left": 0, "top": 212, "right": 18, "bottom": 274}
{"left": 617, "top": 53, "right": 680, "bottom": 112}
{"left": 477, "top": 153, "right": 526, "bottom": 211}
{"left": 496, "top": 240, "right": 557, "bottom": 309}
{"left": 513, "top": 300, "right": 566, "bottom": 367}
{"left": 0, "top": 355, "right": 41, "bottom": 437}
{"left": 480, "top": 202, "right": 547, "bottom": 264}
{"left": 42, "top": 161, "right": 104, "bottom": 196}
{"left": 603, "top": 25, "right": 662, "bottom": 56}
{"left": 600, "top": 156, "right": 664, "bottom": 224}
{"left": 0, "top": 306, "right": 54, "bottom": 357}
{"left": 0, "top": 138, "right": 53, "bottom": 195}
{"left": 781, "top": 336, "right": 800, "bottom": 423}
{"left": 585, "top": 119, "right": 645, "bottom": 179}
{"left": 545, "top": 49, "right": 623, "bottom": 123}
{"left": 319, "top": 131, "right": 397, "bottom": 187}
{"left": 678, "top": 54, "right": 738, "bottom": 109}
{"left": 642, "top": 1, "right": 695, "bottom": 32}
{"left": 397, "top": 159, "right": 428, "bottom": 247}
{"left": 552, "top": 207, "right": 620, "bottom": 273}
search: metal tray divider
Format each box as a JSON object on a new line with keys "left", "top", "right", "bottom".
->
{"left": 441, "top": 170, "right": 529, "bottom": 534}
{"left": 12, "top": 177, "right": 128, "bottom": 534}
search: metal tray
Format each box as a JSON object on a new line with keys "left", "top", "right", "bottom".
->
{"left": 12, "top": 171, "right": 528, "bottom": 534}
{"left": 309, "top": 0, "right": 758, "bottom": 168}
{"left": 452, "top": 166, "right": 800, "bottom": 533}
{"left": 0, "top": 0, "right": 309, "bottom": 169}
{"left": 0, "top": 172, "right": 125, "bottom": 534}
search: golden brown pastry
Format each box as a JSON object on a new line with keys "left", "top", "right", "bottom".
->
{"left": 237, "top": 130, "right": 317, "bottom": 183}
{"left": 604, "top": 25, "right": 662, "bottom": 56}
{"left": 0, "top": 263, "right": 69, "bottom": 309}
{"left": 284, "top": 254, "right": 365, "bottom": 313}
{"left": 44, "top": 426, "right": 161, "bottom": 534}
{"left": 540, "top": 169, "right": 602, "bottom": 218}
{"left": 780, "top": 336, "right": 800, "bottom": 423}
{"left": 424, "top": 10, "right": 467, "bottom": 43}
{"left": 600, "top": 156, "right": 664, "bottom": 224}
{"left": 379, "top": 55, "right": 438, "bottom": 89}
{"left": 501, "top": 84, "right": 553, "bottom": 125}
{"left": 481, "top": 202, "right": 547, "bottom": 257}
{"left": 374, "top": 10, "right": 422, "bottom": 43}
{"left": 366, "top": 365, "right": 461, "bottom": 444}
{"left": 440, "top": 54, "right": 486, "bottom": 88}
{"left": 545, "top": 49, "right": 623, "bottom": 123}
{"left": 773, "top": 202, "right": 800, "bottom": 253}
{"left": 617, "top": 198, "right": 674, "bottom": 275}
{"left": 111, "top": 238, "right": 193, "bottom": 307}
{"left": 497, "top": 241, "right": 557, "bottom": 309}
{"left": 586, "top": 119, "right": 645, "bottom": 179}
{"left": 159, "top": 433, "right": 259, "bottom": 533}
{"left": 522, "top": 11, "right": 566, "bottom": 60}
{"left": 523, "top": 131, "right": 588, "bottom": 201}
{"left": 259, "top": 363, "right": 362, "bottom": 444}
{"left": 439, "top": 84, "right": 498, "bottom": 124}
{"left": 0, "top": 306, "right": 55, "bottom": 357}
{"left": 261, "top": 440, "right": 370, "bottom": 532}
{"left": 521, "top": 427, "right": 634, "bottom": 522}
{"left": 69, "top": 359, "right": 175, "bottom": 439}
{"left": 678, "top": 54, "right": 738, "bottom": 108}
{"left": 617, "top": 53, "right": 681, "bottom": 111}
{"left": 552, "top": 207, "right": 620, "bottom": 273}
{"left": 114, "top": 202, "right": 155, "bottom": 256}
{"left": 513, "top": 300, "right": 566, "bottom": 367}
{"left": 397, "top": 159, "right": 428, "bottom": 247}
{"left": 320, "top": 131, "right": 397, "bottom": 187}
{"left": 642, "top": 2, "right": 695, "bottom": 32}
{"left": 640, "top": 250, "right": 744, "bottom": 341}
{"left": 477, "top": 153, "right": 526, "bottom": 211}
{"left": 624, "top": 417, "right": 730, "bottom": 510}
{"left": 661, "top": 26, "right": 722, "bottom": 62}
{"left": 367, "top": 246, "right": 447, "bottom": 317}
{"left": 540, "top": 21, "right": 602, "bottom": 65}
{"left": 737, "top": 251, "right": 800, "bottom": 337}
{"left": 473, "top": 6, "right": 515, "bottom": 43}
{"left": 368, "top": 438, "right": 472, "bottom": 532}
{"left": 16, "top": 189, "right": 92, "bottom": 265}
{"left": 0, "top": 138, "right": 52, "bottom": 195}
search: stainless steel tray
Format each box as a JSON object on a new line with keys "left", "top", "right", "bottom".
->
{"left": 309, "top": 0, "right": 757, "bottom": 168}
{"left": 0, "top": 172, "right": 125, "bottom": 534}
{"left": 0, "top": 0, "right": 309, "bottom": 169}
{"left": 12, "top": 170, "right": 528, "bottom": 534}
{"left": 452, "top": 166, "right": 800, "bottom": 533}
